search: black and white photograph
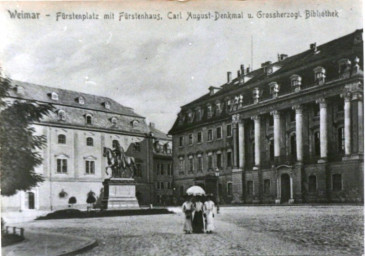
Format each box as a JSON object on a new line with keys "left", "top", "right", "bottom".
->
{"left": 0, "top": 0, "right": 363, "bottom": 255}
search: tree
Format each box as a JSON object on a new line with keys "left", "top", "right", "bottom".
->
{"left": 0, "top": 71, "right": 53, "bottom": 196}
{"left": 68, "top": 197, "right": 77, "bottom": 208}
{"left": 86, "top": 191, "right": 96, "bottom": 211}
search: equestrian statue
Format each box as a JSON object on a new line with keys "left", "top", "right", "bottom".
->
{"left": 103, "top": 140, "right": 137, "bottom": 178}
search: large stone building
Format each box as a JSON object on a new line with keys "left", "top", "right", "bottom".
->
{"left": 169, "top": 29, "right": 363, "bottom": 204}
{"left": 2, "top": 81, "right": 172, "bottom": 211}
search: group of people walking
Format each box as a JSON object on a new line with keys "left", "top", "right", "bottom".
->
{"left": 182, "top": 194, "right": 216, "bottom": 234}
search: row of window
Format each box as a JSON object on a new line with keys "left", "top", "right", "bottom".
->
{"left": 57, "top": 109, "right": 140, "bottom": 127}
{"left": 266, "top": 127, "right": 345, "bottom": 162}
{"left": 179, "top": 151, "right": 232, "bottom": 174}
{"left": 245, "top": 174, "right": 343, "bottom": 196}
{"left": 50, "top": 92, "right": 112, "bottom": 110}
{"left": 156, "top": 163, "right": 173, "bottom": 176}
{"left": 156, "top": 181, "right": 173, "bottom": 190}
{"left": 57, "top": 136, "right": 142, "bottom": 152}
{"left": 179, "top": 124, "right": 232, "bottom": 147}
{"left": 56, "top": 159, "right": 142, "bottom": 177}
{"left": 178, "top": 182, "right": 233, "bottom": 197}
{"left": 178, "top": 56, "right": 359, "bottom": 126}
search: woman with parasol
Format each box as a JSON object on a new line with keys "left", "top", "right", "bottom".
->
{"left": 186, "top": 185, "right": 206, "bottom": 233}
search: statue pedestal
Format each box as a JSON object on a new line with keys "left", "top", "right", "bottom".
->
{"left": 102, "top": 178, "right": 139, "bottom": 210}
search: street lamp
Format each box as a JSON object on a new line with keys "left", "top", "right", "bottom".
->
{"left": 215, "top": 168, "right": 220, "bottom": 213}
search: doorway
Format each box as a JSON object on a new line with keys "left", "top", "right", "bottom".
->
{"left": 281, "top": 174, "right": 290, "bottom": 203}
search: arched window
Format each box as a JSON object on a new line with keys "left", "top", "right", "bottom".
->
{"left": 86, "top": 115, "right": 92, "bottom": 125}
{"left": 78, "top": 96, "right": 85, "bottom": 105}
{"left": 58, "top": 134, "right": 66, "bottom": 144}
{"left": 308, "top": 175, "right": 317, "bottom": 192}
{"left": 86, "top": 137, "right": 93, "bottom": 146}
{"left": 314, "top": 131, "right": 320, "bottom": 156}
{"left": 290, "top": 133, "right": 297, "bottom": 160}
{"left": 51, "top": 92, "right": 59, "bottom": 101}
{"left": 111, "top": 117, "right": 117, "bottom": 125}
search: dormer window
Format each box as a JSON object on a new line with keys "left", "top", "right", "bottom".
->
{"left": 58, "top": 110, "right": 66, "bottom": 121}
{"left": 85, "top": 114, "right": 92, "bottom": 125}
{"left": 226, "top": 98, "right": 232, "bottom": 112}
{"left": 338, "top": 58, "right": 351, "bottom": 79}
{"left": 314, "top": 66, "right": 326, "bottom": 85}
{"left": 266, "top": 67, "right": 273, "bottom": 75}
{"left": 178, "top": 113, "right": 186, "bottom": 125}
{"left": 290, "top": 74, "right": 302, "bottom": 92}
{"left": 104, "top": 101, "right": 111, "bottom": 109}
{"left": 209, "top": 86, "right": 220, "bottom": 96}
{"left": 215, "top": 100, "right": 222, "bottom": 115}
{"left": 252, "top": 87, "right": 261, "bottom": 104}
{"left": 207, "top": 104, "right": 213, "bottom": 119}
{"left": 51, "top": 92, "right": 59, "bottom": 101}
{"left": 131, "top": 120, "right": 139, "bottom": 127}
{"left": 111, "top": 117, "right": 117, "bottom": 125}
{"left": 14, "top": 85, "right": 24, "bottom": 94}
{"left": 195, "top": 107, "right": 202, "bottom": 121}
{"left": 187, "top": 110, "right": 194, "bottom": 123}
{"left": 78, "top": 96, "right": 85, "bottom": 105}
{"left": 269, "top": 82, "right": 280, "bottom": 98}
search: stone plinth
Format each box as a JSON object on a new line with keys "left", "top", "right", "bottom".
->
{"left": 102, "top": 178, "right": 139, "bottom": 210}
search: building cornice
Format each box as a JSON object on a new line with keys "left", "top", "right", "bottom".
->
{"left": 8, "top": 96, "right": 145, "bottom": 119}
{"left": 32, "top": 121, "right": 148, "bottom": 138}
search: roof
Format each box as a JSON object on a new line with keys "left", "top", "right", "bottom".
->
{"left": 9, "top": 80, "right": 143, "bottom": 118}
{"left": 170, "top": 29, "right": 363, "bottom": 135}
{"left": 149, "top": 125, "right": 172, "bottom": 141}
{"left": 7, "top": 80, "right": 150, "bottom": 135}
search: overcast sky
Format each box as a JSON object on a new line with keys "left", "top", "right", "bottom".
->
{"left": 0, "top": 0, "right": 362, "bottom": 133}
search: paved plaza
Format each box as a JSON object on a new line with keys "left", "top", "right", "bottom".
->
{"left": 7, "top": 205, "right": 364, "bottom": 256}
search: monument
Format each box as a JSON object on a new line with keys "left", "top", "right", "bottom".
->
{"left": 101, "top": 140, "right": 139, "bottom": 209}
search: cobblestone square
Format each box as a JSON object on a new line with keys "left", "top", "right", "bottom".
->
{"left": 18, "top": 205, "right": 363, "bottom": 255}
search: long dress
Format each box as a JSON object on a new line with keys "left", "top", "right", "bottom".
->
{"left": 203, "top": 200, "right": 215, "bottom": 232}
{"left": 192, "top": 201, "right": 204, "bottom": 233}
{"left": 182, "top": 201, "right": 194, "bottom": 233}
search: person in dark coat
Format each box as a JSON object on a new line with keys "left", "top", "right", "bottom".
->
{"left": 192, "top": 196, "right": 204, "bottom": 233}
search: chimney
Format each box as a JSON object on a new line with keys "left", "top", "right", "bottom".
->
{"left": 149, "top": 122, "right": 155, "bottom": 128}
{"left": 240, "top": 64, "right": 245, "bottom": 75}
{"left": 261, "top": 61, "right": 272, "bottom": 68}
{"left": 227, "top": 72, "right": 232, "bottom": 83}
{"left": 310, "top": 43, "right": 317, "bottom": 52}
{"left": 278, "top": 54, "right": 288, "bottom": 61}
{"left": 246, "top": 67, "right": 251, "bottom": 74}
{"left": 237, "top": 70, "right": 241, "bottom": 77}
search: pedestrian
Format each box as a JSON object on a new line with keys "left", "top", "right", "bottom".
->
{"left": 182, "top": 195, "right": 194, "bottom": 234}
{"left": 192, "top": 196, "right": 204, "bottom": 233}
{"left": 203, "top": 194, "right": 216, "bottom": 233}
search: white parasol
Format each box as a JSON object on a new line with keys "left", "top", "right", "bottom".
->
{"left": 186, "top": 185, "right": 206, "bottom": 196}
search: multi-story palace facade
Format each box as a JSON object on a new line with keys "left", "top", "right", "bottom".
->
{"left": 169, "top": 29, "right": 363, "bottom": 204}
{"left": 2, "top": 81, "right": 172, "bottom": 211}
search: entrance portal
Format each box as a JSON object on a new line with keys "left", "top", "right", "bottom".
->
{"left": 281, "top": 174, "right": 290, "bottom": 203}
